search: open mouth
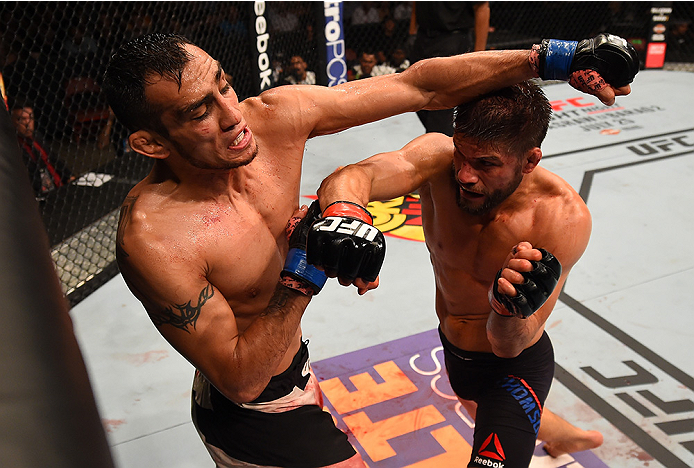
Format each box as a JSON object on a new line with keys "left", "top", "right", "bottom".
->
{"left": 460, "top": 186, "right": 484, "bottom": 200}
{"left": 229, "top": 127, "right": 251, "bottom": 149}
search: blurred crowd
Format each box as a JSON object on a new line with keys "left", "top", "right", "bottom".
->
{"left": 1, "top": 1, "right": 693, "bottom": 199}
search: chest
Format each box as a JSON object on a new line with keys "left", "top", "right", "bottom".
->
{"left": 420, "top": 183, "right": 538, "bottom": 283}
{"left": 159, "top": 184, "right": 297, "bottom": 309}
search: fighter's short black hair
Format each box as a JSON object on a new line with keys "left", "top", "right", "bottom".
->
{"left": 102, "top": 33, "right": 195, "bottom": 135}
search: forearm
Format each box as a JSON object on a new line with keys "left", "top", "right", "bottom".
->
{"left": 401, "top": 49, "right": 535, "bottom": 111}
{"left": 222, "top": 283, "right": 310, "bottom": 402}
{"left": 486, "top": 312, "right": 540, "bottom": 358}
{"left": 317, "top": 146, "right": 433, "bottom": 209}
{"left": 317, "top": 165, "right": 374, "bottom": 210}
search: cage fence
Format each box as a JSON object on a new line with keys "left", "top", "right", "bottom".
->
{"left": 1, "top": 1, "right": 691, "bottom": 306}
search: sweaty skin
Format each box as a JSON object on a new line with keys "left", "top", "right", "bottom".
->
{"left": 317, "top": 132, "right": 603, "bottom": 455}
{"left": 116, "top": 44, "right": 560, "bottom": 405}
{"left": 318, "top": 133, "right": 591, "bottom": 355}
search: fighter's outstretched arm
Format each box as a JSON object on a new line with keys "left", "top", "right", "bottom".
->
{"left": 316, "top": 133, "right": 452, "bottom": 209}
{"left": 311, "top": 134, "right": 452, "bottom": 294}
{"left": 267, "top": 34, "right": 638, "bottom": 139}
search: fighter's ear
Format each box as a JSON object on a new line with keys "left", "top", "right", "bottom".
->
{"left": 522, "top": 147, "right": 542, "bottom": 174}
{"left": 129, "top": 130, "right": 170, "bottom": 160}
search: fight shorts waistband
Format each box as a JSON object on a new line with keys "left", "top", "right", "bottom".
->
{"left": 438, "top": 326, "right": 551, "bottom": 362}
{"left": 194, "top": 339, "right": 318, "bottom": 414}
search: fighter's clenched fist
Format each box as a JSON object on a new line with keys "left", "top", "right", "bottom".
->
{"left": 530, "top": 33, "right": 639, "bottom": 105}
{"left": 489, "top": 242, "right": 562, "bottom": 319}
{"left": 307, "top": 201, "right": 385, "bottom": 290}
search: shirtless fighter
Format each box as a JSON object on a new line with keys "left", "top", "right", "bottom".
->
{"left": 103, "top": 33, "right": 636, "bottom": 467}
{"left": 312, "top": 50, "right": 637, "bottom": 465}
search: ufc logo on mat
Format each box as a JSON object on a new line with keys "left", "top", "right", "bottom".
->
{"left": 314, "top": 217, "right": 380, "bottom": 241}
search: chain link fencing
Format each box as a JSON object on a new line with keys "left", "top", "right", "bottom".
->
{"left": 1, "top": 1, "right": 692, "bottom": 306}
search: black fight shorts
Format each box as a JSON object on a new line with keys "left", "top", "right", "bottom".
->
{"left": 192, "top": 340, "right": 356, "bottom": 467}
{"left": 439, "top": 328, "right": 554, "bottom": 468}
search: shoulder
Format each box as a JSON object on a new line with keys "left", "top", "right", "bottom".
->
{"left": 529, "top": 168, "right": 592, "bottom": 265}
{"left": 116, "top": 188, "right": 210, "bottom": 309}
{"left": 403, "top": 132, "right": 454, "bottom": 158}
{"left": 400, "top": 132, "right": 454, "bottom": 183}
{"left": 243, "top": 84, "right": 332, "bottom": 123}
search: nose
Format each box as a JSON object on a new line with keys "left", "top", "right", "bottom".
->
{"left": 456, "top": 162, "right": 478, "bottom": 185}
{"left": 219, "top": 98, "right": 242, "bottom": 132}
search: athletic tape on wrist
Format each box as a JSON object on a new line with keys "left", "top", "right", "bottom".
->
{"left": 543, "top": 39, "right": 578, "bottom": 81}
{"left": 323, "top": 200, "right": 373, "bottom": 224}
{"left": 283, "top": 248, "right": 327, "bottom": 292}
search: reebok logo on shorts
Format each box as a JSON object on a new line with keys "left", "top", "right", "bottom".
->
{"left": 473, "top": 432, "right": 506, "bottom": 467}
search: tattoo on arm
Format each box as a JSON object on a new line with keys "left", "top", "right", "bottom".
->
{"left": 116, "top": 196, "right": 137, "bottom": 259}
{"left": 151, "top": 283, "right": 214, "bottom": 333}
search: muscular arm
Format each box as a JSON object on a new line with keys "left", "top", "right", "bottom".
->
{"left": 486, "top": 201, "right": 592, "bottom": 358}
{"left": 259, "top": 37, "right": 627, "bottom": 141}
{"left": 317, "top": 133, "right": 454, "bottom": 208}
{"left": 306, "top": 50, "right": 535, "bottom": 138}
{"left": 117, "top": 200, "right": 310, "bottom": 403}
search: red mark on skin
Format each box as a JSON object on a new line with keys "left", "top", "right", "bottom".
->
{"left": 203, "top": 216, "right": 221, "bottom": 227}
{"left": 102, "top": 419, "right": 126, "bottom": 433}
{"left": 119, "top": 350, "right": 169, "bottom": 365}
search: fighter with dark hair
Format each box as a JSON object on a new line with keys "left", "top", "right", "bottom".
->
{"left": 103, "top": 32, "right": 636, "bottom": 467}
{"left": 314, "top": 79, "right": 621, "bottom": 467}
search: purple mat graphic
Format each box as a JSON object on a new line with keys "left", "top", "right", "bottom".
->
{"left": 313, "top": 328, "right": 608, "bottom": 467}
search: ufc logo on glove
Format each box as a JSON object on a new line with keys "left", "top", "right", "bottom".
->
{"left": 313, "top": 217, "right": 381, "bottom": 241}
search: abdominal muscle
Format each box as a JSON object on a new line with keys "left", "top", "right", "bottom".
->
{"left": 433, "top": 267, "right": 497, "bottom": 353}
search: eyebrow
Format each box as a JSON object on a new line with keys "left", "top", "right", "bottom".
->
{"left": 177, "top": 61, "right": 223, "bottom": 116}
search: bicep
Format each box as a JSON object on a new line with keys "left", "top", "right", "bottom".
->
{"left": 530, "top": 205, "right": 592, "bottom": 326}
{"left": 272, "top": 78, "right": 429, "bottom": 138}
{"left": 119, "top": 249, "right": 240, "bottom": 377}
{"left": 318, "top": 134, "right": 452, "bottom": 205}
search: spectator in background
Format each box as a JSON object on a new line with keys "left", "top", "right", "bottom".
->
{"left": 409, "top": 1, "right": 490, "bottom": 136}
{"left": 271, "top": 51, "right": 286, "bottom": 88}
{"left": 283, "top": 54, "right": 316, "bottom": 85}
{"left": 386, "top": 46, "right": 410, "bottom": 73}
{"left": 393, "top": 1, "right": 413, "bottom": 23}
{"left": 667, "top": 18, "right": 694, "bottom": 62}
{"left": 375, "top": 16, "right": 407, "bottom": 65}
{"left": 61, "top": 21, "right": 100, "bottom": 76}
{"left": 348, "top": 50, "right": 396, "bottom": 80}
{"left": 217, "top": 3, "right": 248, "bottom": 39}
{"left": 10, "top": 98, "right": 73, "bottom": 199}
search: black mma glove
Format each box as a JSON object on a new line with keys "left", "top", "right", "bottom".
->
{"left": 280, "top": 201, "right": 328, "bottom": 296}
{"left": 532, "top": 33, "right": 639, "bottom": 87}
{"left": 489, "top": 249, "right": 562, "bottom": 319}
{"left": 306, "top": 201, "right": 386, "bottom": 283}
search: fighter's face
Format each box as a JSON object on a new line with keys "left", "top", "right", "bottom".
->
{"left": 145, "top": 44, "right": 257, "bottom": 170}
{"left": 452, "top": 135, "right": 523, "bottom": 215}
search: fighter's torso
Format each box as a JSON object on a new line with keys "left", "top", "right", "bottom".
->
{"left": 122, "top": 112, "right": 308, "bottom": 334}
{"left": 419, "top": 167, "right": 560, "bottom": 352}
